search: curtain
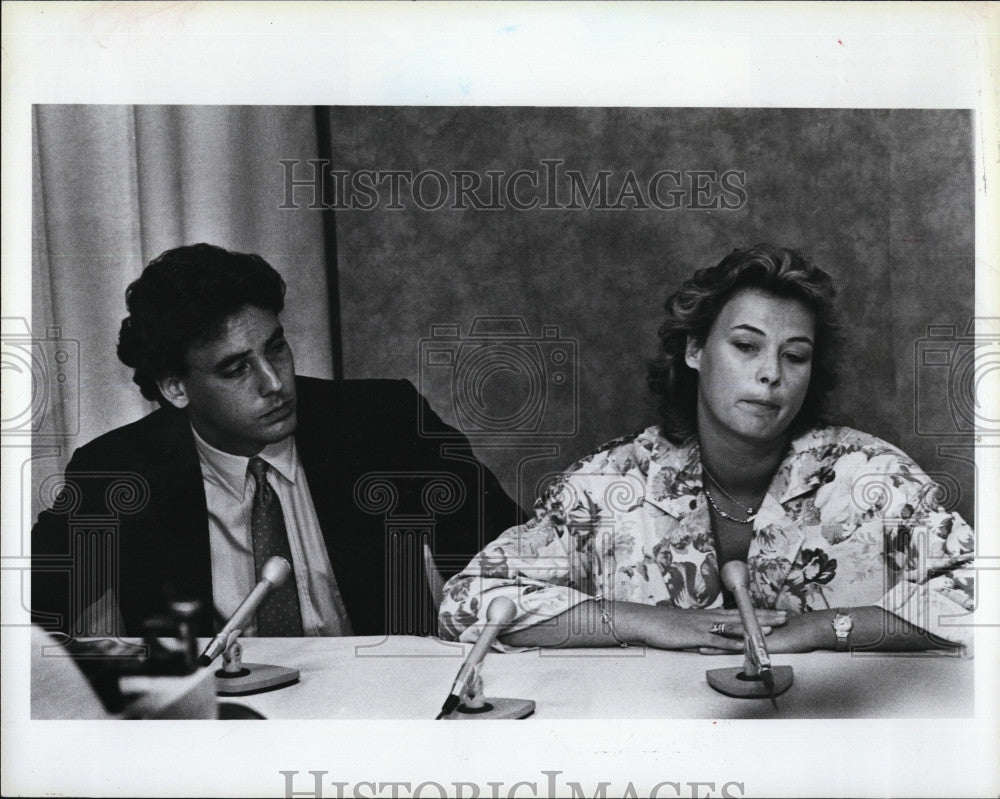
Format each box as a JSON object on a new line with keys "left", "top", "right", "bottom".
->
{"left": 31, "top": 105, "right": 332, "bottom": 519}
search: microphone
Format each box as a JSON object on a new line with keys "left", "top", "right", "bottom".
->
{"left": 437, "top": 596, "right": 532, "bottom": 720}
{"left": 720, "top": 560, "right": 771, "bottom": 673}
{"left": 706, "top": 560, "right": 794, "bottom": 706}
{"left": 198, "top": 556, "right": 292, "bottom": 667}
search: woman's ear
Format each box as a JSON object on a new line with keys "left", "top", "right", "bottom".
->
{"left": 157, "top": 376, "right": 190, "bottom": 409}
{"left": 684, "top": 336, "right": 702, "bottom": 371}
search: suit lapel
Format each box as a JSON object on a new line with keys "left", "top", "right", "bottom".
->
{"left": 294, "top": 378, "right": 343, "bottom": 562}
{"left": 144, "top": 409, "right": 214, "bottom": 627}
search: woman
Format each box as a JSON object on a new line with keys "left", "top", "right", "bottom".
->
{"left": 438, "top": 244, "right": 975, "bottom": 654}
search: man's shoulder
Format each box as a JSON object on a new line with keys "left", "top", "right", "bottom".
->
{"left": 71, "top": 405, "right": 190, "bottom": 461}
{"left": 296, "top": 375, "right": 417, "bottom": 402}
{"left": 295, "top": 376, "right": 469, "bottom": 446}
{"left": 295, "top": 376, "right": 423, "bottom": 420}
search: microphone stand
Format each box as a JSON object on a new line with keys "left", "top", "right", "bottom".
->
{"left": 437, "top": 596, "right": 535, "bottom": 720}
{"left": 197, "top": 556, "right": 301, "bottom": 696}
{"left": 211, "top": 629, "right": 300, "bottom": 696}
{"left": 707, "top": 561, "right": 794, "bottom": 707}
{"left": 706, "top": 634, "right": 794, "bottom": 704}
{"left": 438, "top": 661, "right": 535, "bottom": 720}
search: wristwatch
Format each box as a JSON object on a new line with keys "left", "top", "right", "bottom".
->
{"left": 832, "top": 611, "right": 853, "bottom": 652}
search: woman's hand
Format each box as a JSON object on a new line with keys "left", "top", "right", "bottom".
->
{"left": 618, "top": 604, "right": 788, "bottom": 651}
{"left": 697, "top": 609, "right": 827, "bottom": 655}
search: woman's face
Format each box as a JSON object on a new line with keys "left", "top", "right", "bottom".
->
{"left": 685, "top": 287, "right": 815, "bottom": 447}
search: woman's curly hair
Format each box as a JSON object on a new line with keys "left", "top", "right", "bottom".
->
{"left": 117, "top": 243, "right": 286, "bottom": 403}
{"left": 647, "top": 243, "right": 843, "bottom": 444}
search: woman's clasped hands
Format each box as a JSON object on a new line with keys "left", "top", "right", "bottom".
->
{"left": 615, "top": 603, "right": 789, "bottom": 652}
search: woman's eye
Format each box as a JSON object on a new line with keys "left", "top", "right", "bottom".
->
{"left": 733, "top": 341, "right": 757, "bottom": 353}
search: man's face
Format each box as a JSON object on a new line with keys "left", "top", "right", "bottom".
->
{"left": 158, "top": 305, "right": 297, "bottom": 456}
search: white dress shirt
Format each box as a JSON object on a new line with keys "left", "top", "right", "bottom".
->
{"left": 193, "top": 427, "right": 353, "bottom": 636}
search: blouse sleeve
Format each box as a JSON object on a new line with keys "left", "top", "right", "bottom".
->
{"left": 437, "top": 472, "right": 603, "bottom": 649}
{"left": 863, "top": 450, "right": 976, "bottom": 648}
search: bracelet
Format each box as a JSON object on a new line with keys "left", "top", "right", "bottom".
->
{"left": 594, "top": 592, "right": 629, "bottom": 648}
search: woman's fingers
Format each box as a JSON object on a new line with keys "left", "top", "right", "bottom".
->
{"left": 698, "top": 646, "right": 741, "bottom": 655}
{"left": 710, "top": 609, "right": 787, "bottom": 626}
{"left": 708, "top": 623, "right": 774, "bottom": 638}
{"left": 698, "top": 636, "right": 745, "bottom": 652}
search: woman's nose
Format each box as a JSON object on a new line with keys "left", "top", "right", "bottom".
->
{"left": 756, "top": 354, "right": 780, "bottom": 385}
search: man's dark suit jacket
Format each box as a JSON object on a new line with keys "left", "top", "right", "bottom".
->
{"left": 31, "top": 377, "right": 525, "bottom": 637}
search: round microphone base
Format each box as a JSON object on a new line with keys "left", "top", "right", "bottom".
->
{"left": 443, "top": 697, "right": 535, "bottom": 720}
{"left": 706, "top": 666, "right": 794, "bottom": 699}
{"left": 215, "top": 663, "right": 300, "bottom": 696}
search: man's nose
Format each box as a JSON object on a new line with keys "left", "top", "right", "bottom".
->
{"left": 258, "top": 360, "right": 284, "bottom": 395}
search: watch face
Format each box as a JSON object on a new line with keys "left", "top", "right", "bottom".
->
{"left": 833, "top": 614, "right": 853, "bottom": 632}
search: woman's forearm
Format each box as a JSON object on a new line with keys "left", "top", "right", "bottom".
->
{"left": 499, "top": 601, "right": 785, "bottom": 652}
{"left": 498, "top": 600, "right": 637, "bottom": 648}
{"left": 754, "top": 605, "right": 964, "bottom": 653}
{"left": 499, "top": 601, "right": 962, "bottom": 654}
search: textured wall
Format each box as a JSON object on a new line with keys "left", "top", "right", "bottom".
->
{"left": 325, "top": 107, "right": 975, "bottom": 524}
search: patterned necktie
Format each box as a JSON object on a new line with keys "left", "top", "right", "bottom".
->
{"left": 248, "top": 456, "right": 303, "bottom": 636}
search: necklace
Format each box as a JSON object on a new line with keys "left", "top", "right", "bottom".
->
{"left": 703, "top": 485, "right": 756, "bottom": 524}
{"left": 701, "top": 460, "right": 761, "bottom": 524}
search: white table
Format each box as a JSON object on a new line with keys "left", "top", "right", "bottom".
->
{"left": 220, "top": 635, "right": 974, "bottom": 720}
{"left": 31, "top": 632, "right": 974, "bottom": 719}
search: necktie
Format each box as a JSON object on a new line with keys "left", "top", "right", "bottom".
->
{"left": 248, "top": 456, "right": 303, "bottom": 636}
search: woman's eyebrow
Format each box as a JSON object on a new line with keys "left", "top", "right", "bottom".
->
{"left": 729, "top": 323, "right": 814, "bottom": 346}
{"left": 729, "top": 323, "right": 765, "bottom": 336}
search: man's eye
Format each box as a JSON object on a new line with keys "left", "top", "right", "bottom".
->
{"left": 223, "top": 362, "right": 250, "bottom": 378}
{"left": 268, "top": 339, "right": 288, "bottom": 354}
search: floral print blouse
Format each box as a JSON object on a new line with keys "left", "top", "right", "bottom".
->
{"left": 438, "top": 425, "right": 975, "bottom": 649}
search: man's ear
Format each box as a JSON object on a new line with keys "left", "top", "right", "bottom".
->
{"left": 684, "top": 336, "right": 703, "bottom": 371}
{"left": 157, "top": 376, "right": 190, "bottom": 409}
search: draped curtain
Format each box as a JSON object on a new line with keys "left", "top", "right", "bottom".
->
{"left": 31, "top": 105, "right": 332, "bottom": 519}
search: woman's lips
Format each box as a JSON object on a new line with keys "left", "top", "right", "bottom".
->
{"left": 739, "top": 398, "right": 781, "bottom": 413}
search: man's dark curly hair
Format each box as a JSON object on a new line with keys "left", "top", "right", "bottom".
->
{"left": 647, "top": 243, "right": 843, "bottom": 444}
{"left": 117, "top": 243, "right": 286, "bottom": 403}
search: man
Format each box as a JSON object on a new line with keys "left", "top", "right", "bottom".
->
{"left": 31, "top": 244, "right": 524, "bottom": 638}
